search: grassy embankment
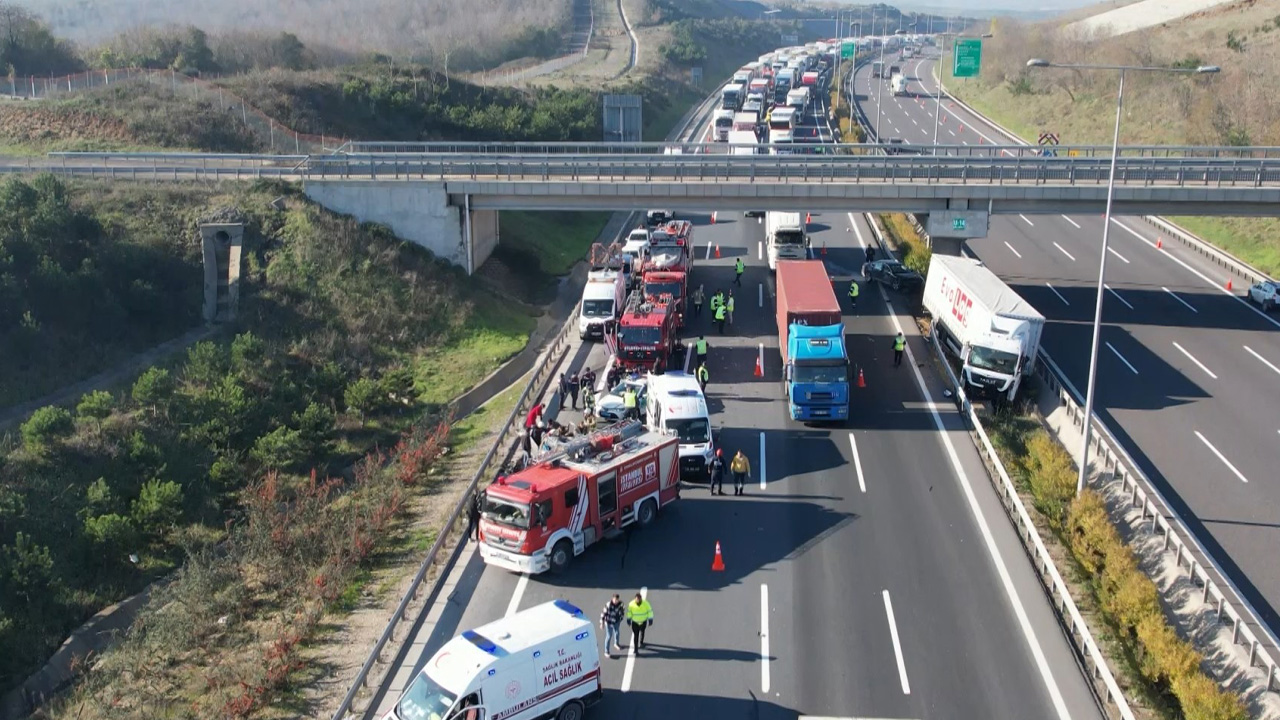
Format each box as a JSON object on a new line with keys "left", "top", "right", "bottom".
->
{"left": 940, "top": 4, "right": 1280, "bottom": 275}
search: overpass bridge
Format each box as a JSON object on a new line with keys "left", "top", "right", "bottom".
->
{"left": 5, "top": 143, "right": 1280, "bottom": 271}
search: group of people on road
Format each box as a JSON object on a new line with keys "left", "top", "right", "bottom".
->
{"left": 706, "top": 447, "right": 752, "bottom": 496}
{"left": 599, "top": 592, "right": 654, "bottom": 658}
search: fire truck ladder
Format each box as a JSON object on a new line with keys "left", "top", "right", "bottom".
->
{"left": 588, "top": 241, "right": 627, "bottom": 271}
{"left": 624, "top": 289, "right": 659, "bottom": 316}
{"left": 544, "top": 419, "right": 646, "bottom": 466}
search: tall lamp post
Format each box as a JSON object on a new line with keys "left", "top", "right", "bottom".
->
{"left": 1025, "top": 58, "right": 1219, "bottom": 494}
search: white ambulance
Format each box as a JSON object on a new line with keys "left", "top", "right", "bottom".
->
{"left": 645, "top": 372, "right": 715, "bottom": 481}
{"left": 385, "top": 600, "right": 602, "bottom": 720}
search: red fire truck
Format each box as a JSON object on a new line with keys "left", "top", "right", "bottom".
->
{"left": 612, "top": 291, "right": 677, "bottom": 374}
{"left": 641, "top": 220, "right": 694, "bottom": 275}
{"left": 478, "top": 421, "right": 681, "bottom": 574}
{"left": 643, "top": 269, "right": 687, "bottom": 329}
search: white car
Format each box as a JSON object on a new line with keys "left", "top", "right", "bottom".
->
{"left": 1248, "top": 280, "right": 1280, "bottom": 311}
{"left": 623, "top": 227, "right": 651, "bottom": 256}
{"left": 595, "top": 377, "right": 648, "bottom": 422}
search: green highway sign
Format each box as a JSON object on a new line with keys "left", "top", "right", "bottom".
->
{"left": 953, "top": 38, "right": 982, "bottom": 78}
{"left": 952, "top": 217, "right": 967, "bottom": 231}
{"left": 841, "top": 42, "right": 854, "bottom": 59}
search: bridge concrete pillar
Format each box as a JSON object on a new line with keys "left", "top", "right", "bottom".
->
{"left": 302, "top": 180, "right": 473, "bottom": 271}
{"left": 928, "top": 236, "right": 965, "bottom": 257}
{"left": 200, "top": 223, "right": 243, "bottom": 323}
{"left": 468, "top": 205, "right": 500, "bottom": 274}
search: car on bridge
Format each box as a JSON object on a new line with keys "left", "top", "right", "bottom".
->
{"left": 1248, "top": 279, "right": 1280, "bottom": 311}
{"left": 863, "top": 258, "right": 924, "bottom": 292}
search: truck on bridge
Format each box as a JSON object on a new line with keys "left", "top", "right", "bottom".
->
{"left": 923, "top": 255, "right": 1045, "bottom": 403}
{"left": 776, "top": 260, "right": 850, "bottom": 422}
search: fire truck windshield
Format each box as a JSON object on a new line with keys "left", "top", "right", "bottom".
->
{"left": 483, "top": 496, "right": 531, "bottom": 529}
{"left": 397, "top": 671, "right": 456, "bottom": 720}
{"left": 619, "top": 326, "right": 662, "bottom": 346}
{"left": 667, "top": 417, "right": 710, "bottom": 444}
{"left": 645, "top": 281, "right": 683, "bottom": 299}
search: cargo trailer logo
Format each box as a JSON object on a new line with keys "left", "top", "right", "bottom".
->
{"left": 939, "top": 276, "right": 973, "bottom": 328}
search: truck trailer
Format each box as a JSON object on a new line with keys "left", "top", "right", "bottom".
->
{"left": 922, "top": 255, "right": 1045, "bottom": 403}
{"left": 776, "top": 260, "right": 850, "bottom": 421}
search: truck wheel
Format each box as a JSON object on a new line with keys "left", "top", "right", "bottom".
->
{"left": 556, "top": 700, "right": 585, "bottom": 720}
{"left": 549, "top": 540, "right": 573, "bottom": 574}
{"left": 637, "top": 499, "right": 658, "bottom": 527}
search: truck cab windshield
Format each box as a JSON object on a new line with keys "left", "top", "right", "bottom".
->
{"left": 774, "top": 230, "right": 805, "bottom": 246}
{"left": 969, "top": 346, "right": 1019, "bottom": 375}
{"left": 666, "top": 417, "right": 710, "bottom": 444}
{"left": 483, "top": 496, "right": 531, "bottom": 529}
{"left": 793, "top": 363, "right": 848, "bottom": 383}
{"left": 397, "top": 672, "right": 457, "bottom": 720}
{"left": 645, "top": 282, "right": 683, "bottom": 300}
{"left": 619, "top": 327, "right": 662, "bottom": 346}
{"left": 582, "top": 299, "right": 614, "bottom": 318}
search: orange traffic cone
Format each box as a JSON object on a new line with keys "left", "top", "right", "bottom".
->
{"left": 754, "top": 355, "right": 763, "bottom": 377}
{"left": 805, "top": 212, "right": 812, "bottom": 224}
{"left": 1156, "top": 237, "right": 1163, "bottom": 249}
{"left": 715, "top": 244, "right": 722, "bottom": 259}
{"left": 711, "top": 211, "right": 718, "bottom": 225}
{"left": 711, "top": 541, "right": 725, "bottom": 572}
{"left": 821, "top": 242, "right": 827, "bottom": 256}
{"left": 960, "top": 124, "right": 964, "bottom": 133}
{"left": 1226, "top": 279, "right": 1234, "bottom": 291}
{"left": 857, "top": 368, "right": 866, "bottom": 388}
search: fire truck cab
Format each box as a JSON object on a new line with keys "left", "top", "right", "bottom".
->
{"left": 479, "top": 421, "right": 680, "bottom": 574}
{"left": 613, "top": 291, "right": 677, "bottom": 374}
{"left": 642, "top": 220, "right": 694, "bottom": 275}
{"left": 643, "top": 270, "right": 687, "bottom": 329}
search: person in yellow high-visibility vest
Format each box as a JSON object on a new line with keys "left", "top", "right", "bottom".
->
{"left": 893, "top": 332, "right": 906, "bottom": 367}
{"left": 626, "top": 592, "right": 654, "bottom": 650}
{"left": 696, "top": 362, "right": 709, "bottom": 392}
{"left": 848, "top": 280, "right": 860, "bottom": 310}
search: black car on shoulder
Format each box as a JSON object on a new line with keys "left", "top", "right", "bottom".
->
{"left": 863, "top": 259, "right": 924, "bottom": 292}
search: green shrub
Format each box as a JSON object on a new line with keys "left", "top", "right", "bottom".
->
{"left": 20, "top": 406, "right": 74, "bottom": 451}
{"left": 1173, "top": 671, "right": 1249, "bottom": 720}
{"left": 344, "top": 377, "right": 382, "bottom": 423}
{"left": 1067, "top": 490, "right": 1115, "bottom": 575}
{"left": 1024, "top": 430, "right": 1076, "bottom": 527}
{"left": 82, "top": 513, "right": 137, "bottom": 557}
{"left": 251, "top": 426, "right": 306, "bottom": 471}
{"left": 131, "top": 479, "right": 184, "bottom": 537}
{"left": 76, "top": 390, "right": 114, "bottom": 428}
{"left": 132, "top": 367, "right": 176, "bottom": 410}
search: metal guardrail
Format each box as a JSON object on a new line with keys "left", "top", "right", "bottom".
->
{"left": 330, "top": 79, "right": 725, "bottom": 720}
{"left": 1034, "top": 354, "right": 1280, "bottom": 695}
{"left": 1140, "top": 216, "right": 1276, "bottom": 285}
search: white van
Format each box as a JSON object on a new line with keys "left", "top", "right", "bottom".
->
{"left": 646, "top": 372, "right": 714, "bottom": 480}
{"left": 579, "top": 269, "right": 625, "bottom": 340}
{"left": 384, "top": 600, "right": 601, "bottom": 720}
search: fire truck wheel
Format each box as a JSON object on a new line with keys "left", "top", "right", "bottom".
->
{"left": 549, "top": 540, "right": 573, "bottom": 574}
{"left": 556, "top": 700, "right": 585, "bottom": 720}
{"left": 637, "top": 499, "right": 658, "bottom": 527}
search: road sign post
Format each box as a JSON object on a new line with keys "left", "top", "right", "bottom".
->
{"left": 841, "top": 42, "right": 854, "bottom": 59}
{"left": 953, "top": 38, "right": 982, "bottom": 78}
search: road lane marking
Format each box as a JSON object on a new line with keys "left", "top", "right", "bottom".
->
{"left": 848, "top": 433, "right": 867, "bottom": 493}
{"left": 961, "top": 140, "right": 968, "bottom": 145}
{"left": 760, "top": 584, "right": 771, "bottom": 693}
{"left": 1107, "top": 246, "right": 1131, "bottom": 264}
{"left": 1004, "top": 241, "right": 1022, "bottom": 258}
{"left": 759, "top": 282, "right": 764, "bottom": 308}
{"left": 847, "top": 212, "right": 867, "bottom": 249}
{"left": 1052, "top": 242, "right": 1076, "bottom": 262}
{"left": 758, "top": 240, "right": 762, "bottom": 260}
{"left": 911, "top": 118, "right": 918, "bottom": 126}
{"left": 1172, "top": 342, "right": 1217, "bottom": 379}
{"left": 1244, "top": 345, "right": 1280, "bottom": 376}
{"left": 505, "top": 574, "right": 529, "bottom": 617}
{"left": 879, "top": 284, "right": 1073, "bottom": 720}
{"left": 1019, "top": 214, "right": 1034, "bottom": 227}
{"left": 1111, "top": 218, "right": 1280, "bottom": 331}
{"left": 1061, "top": 215, "right": 1081, "bottom": 229}
{"left": 882, "top": 590, "right": 911, "bottom": 694}
{"left": 759, "top": 430, "right": 767, "bottom": 490}
{"left": 1106, "top": 342, "right": 1139, "bottom": 374}
{"left": 1104, "top": 284, "right": 1134, "bottom": 309}
{"left": 1194, "top": 432, "right": 1248, "bottom": 483}
{"left": 948, "top": 129, "right": 956, "bottom": 137}
{"left": 1162, "top": 286, "right": 1198, "bottom": 313}
{"left": 1045, "top": 283, "right": 1070, "bottom": 306}
{"left": 683, "top": 343, "right": 693, "bottom": 373}
{"left": 620, "top": 587, "right": 648, "bottom": 691}
{"left": 705, "top": 239, "right": 713, "bottom": 260}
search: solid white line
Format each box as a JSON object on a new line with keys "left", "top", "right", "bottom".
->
{"left": 1052, "top": 242, "right": 1076, "bottom": 262}
{"left": 1111, "top": 218, "right": 1280, "bottom": 331}
{"left": 621, "top": 586, "right": 648, "bottom": 692}
{"left": 758, "top": 240, "right": 763, "bottom": 260}
{"left": 1106, "top": 341, "right": 1139, "bottom": 374}
{"left": 1244, "top": 345, "right": 1280, "bottom": 376}
{"left": 1018, "top": 214, "right": 1034, "bottom": 227}
{"left": 758, "top": 282, "right": 764, "bottom": 308}
{"left": 1194, "top": 432, "right": 1249, "bottom": 483}
{"left": 1173, "top": 342, "right": 1217, "bottom": 379}
{"left": 760, "top": 584, "right": 771, "bottom": 693}
{"left": 1060, "top": 214, "right": 1081, "bottom": 229}
{"left": 1045, "top": 283, "right": 1070, "bottom": 306}
{"left": 1004, "top": 241, "right": 1022, "bottom": 259}
{"left": 847, "top": 212, "right": 867, "bottom": 249}
{"left": 505, "top": 574, "right": 529, "bottom": 617}
{"left": 1107, "top": 246, "right": 1131, "bottom": 264}
{"left": 759, "top": 430, "right": 767, "bottom": 490}
{"left": 880, "top": 286, "right": 1073, "bottom": 720}
{"left": 848, "top": 433, "right": 867, "bottom": 493}
{"left": 1162, "top": 286, "right": 1198, "bottom": 313}
{"left": 1104, "top": 284, "right": 1134, "bottom": 310}
{"left": 882, "top": 590, "right": 911, "bottom": 695}
{"left": 705, "top": 239, "right": 713, "bottom": 260}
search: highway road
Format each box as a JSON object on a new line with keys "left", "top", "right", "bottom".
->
{"left": 852, "top": 50, "right": 1280, "bottom": 639}
{"left": 364, "top": 85, "right": 1108, "bottom": 720}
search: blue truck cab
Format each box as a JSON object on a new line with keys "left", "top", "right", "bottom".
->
{"left": 786, "top": 323, "right": 850, "bottom": 420}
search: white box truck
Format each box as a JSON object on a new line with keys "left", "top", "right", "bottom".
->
{"left": 890, "top": 73, "right": 908, "bottom": 96}
{"left": 383, "top": 600, "right": 601, "bottom": 720}
{"left": 922, "top": 255, "right": 1045, "bottom": 403}
{"left": 764, "top": 212, "right": 809, "bottom": 270}
{"left": 727, "top": 129, "right": 759, "bottom": 155}
{"left": 579, "top": 269, "right": 626, "bottom": 340}
{"left": 786, "top": 86, "right": 810, "bottom": 112}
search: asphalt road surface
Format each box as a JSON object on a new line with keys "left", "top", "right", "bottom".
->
{"left": 852, "top": 50, "right": 1280, "bottom": 640}
{"left": 365, "top": 89, "right": 1108, "bottom": 718}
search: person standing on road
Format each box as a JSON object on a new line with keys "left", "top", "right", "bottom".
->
{"left": 623, "top": 386, "right": 639, "bottom": 420}
{"left": 693, "top": 284, "right": 705, "bottom": 318}
{"left": 696, "top": 362, "right": 709, "bottom": 392}
{"left": 567, "top": 371, "right": 581, "bottom": 410}
{"left": 893, "top": 332, "right": 906, "bottom": 367}
{"left": 558, "top": 373, "right": 573, "bottom": 411}
{"left": 865, "top": 245, "right": 876, "bottom": 266}
{"left": 848, "top": 280, "right": 859, "bottom": 311}
{"left": 626, "top": 592, "right": 654, "bottom": 650}
{"left": 581, "top": 367, "right": 597, "bottom": 395}
{"left": 730, "top": 449, "right": 751, "bottom": 496}
{"left": 467, "top": 489, "right": 483, "bottom": 541}
{"left": 600, "top": 594, "right": 625, "bottom": 658}
{"left": 696, "top": 335, "right": 708, "bottom": 368}
{"left": 726, "top": 290, "right": 735, "bottom": 325}
{"left": 714, "top": 302, "right": 727, "bottom": 334}
{"left": 734, "top": 258, "right": 745, "bottom": 287}
{"left": 708, "top": 448, "right": 725, "bottom": 495}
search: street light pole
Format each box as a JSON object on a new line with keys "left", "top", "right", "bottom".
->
{"left": 1026, "top": 58, "right": 1219, "bottom": 494}
{"left": 932, "top": 33, "right": 948, "bottom": 152}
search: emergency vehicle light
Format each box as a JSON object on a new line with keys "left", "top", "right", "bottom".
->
{"left": 554, "top": 599, "right": 585, "bottom": 617}
{"left": 462, "top": 630, "right": 501, "bottom": 655}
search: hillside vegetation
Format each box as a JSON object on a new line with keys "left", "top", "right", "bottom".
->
{"left": 945, "top": 0, "right": 1280, "bottom": 274}
{"left": 0, "top": 178, "right": 533, "bottom": 698}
